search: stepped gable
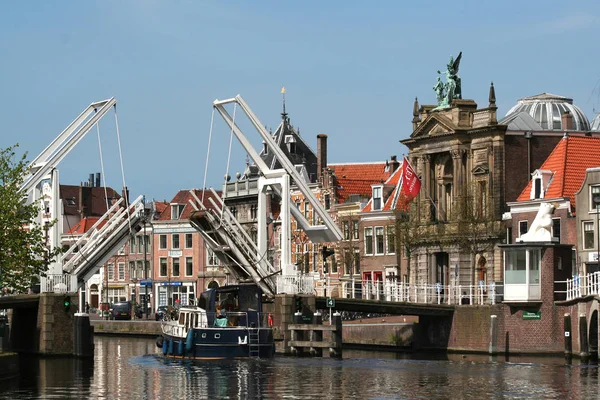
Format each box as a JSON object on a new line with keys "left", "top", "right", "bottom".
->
{"left": 516, "top": 136, "right": 600, "bottom": 212}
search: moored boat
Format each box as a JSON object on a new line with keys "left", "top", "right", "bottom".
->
{"left": 157, "top": 283, "right": 275, "bottom": 359}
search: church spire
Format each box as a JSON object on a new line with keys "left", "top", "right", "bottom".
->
{"left": 412, "top": 97, "right": 420, "bottom": 130}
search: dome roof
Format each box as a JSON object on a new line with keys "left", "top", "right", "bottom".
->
{"left": 504, "top": 93, "right": 590, "bottom": 131}
{"left": 591, "top": 114, "right": 600, "bottom": 131}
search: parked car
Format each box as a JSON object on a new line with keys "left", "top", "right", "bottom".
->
{"left": 111, "top": 301, "right": 132, "bottom": 320}
{"left": 155, "top": 306, "right": 168, "bottom": 321}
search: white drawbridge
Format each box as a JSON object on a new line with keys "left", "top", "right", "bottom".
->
{"left": 20, "top": 98, "right": 144, "bottom": 292}
{"left": 190, "top": 95, "right": 343, "bottom": 296}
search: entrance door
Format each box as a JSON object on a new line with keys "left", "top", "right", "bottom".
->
{"left": 435, "top": 252, "right": 449, "bottom": 298}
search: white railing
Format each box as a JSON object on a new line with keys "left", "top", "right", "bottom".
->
{"left": 40, "top": 273, "right": 78, "bottom": 293}
{"left": 561, "top": 271, "right": 600, "bottom": 301}
{"left": 275, "top": 274, "right": 315, "bottom": 295}
{"left": 312, "top": 277, "right": 501, "bottom": 306}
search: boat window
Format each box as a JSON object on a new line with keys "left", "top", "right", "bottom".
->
{"left": 185, "top": 313, "right": 190, "bottom": 330}
{"left": 201, "top": 333, "right": 206, "bottom": 338}
{"left": 179, "top": 312, "right": 185, "bottom": 325}
{"left": 214, "top": 334, "right": 221, "bottom": 339}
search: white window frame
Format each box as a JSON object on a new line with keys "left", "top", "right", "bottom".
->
{"left": 159, "top": 257, "right": 168, "bottom": 277}
{"left": 118, "top": 262, "right": 125, "bottom": 281}
{"left": 372, "top": 186, "right": 383, "bottom": 211}
{"left": 364, "top": 227, "right": 373, "bottom": 255}
{"left": 375, "top": 226, "right": 385, "bottom": 255}
{"left": 159, "top": 234, "right": 167, "bottom": 250}
{"left": 583, "top": 221, "right": 595, "bottom": 250}
{"left": 185, "top": 233, "right": 193, "bottom": 249}
{"left": 172, "top": 233, "right": 180, "bottom": 249}
{"left": 185, "top": 257, "right": 193, "bottom": 277}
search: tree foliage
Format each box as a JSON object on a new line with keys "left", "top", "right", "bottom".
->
{"left": 0, "top": 145, "right": 62, "bottom": 293}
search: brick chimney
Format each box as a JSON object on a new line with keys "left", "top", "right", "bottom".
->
{"left": 389, "top": 155, "right": 400, "bottom": 173}
{"left": 561, "top": 111, "right": 573, "bottom": 130}
{"left": 79, "top": 185, "right": 92, "bottom": 219}
{"left": 317, "top": 134, "right": 328, "bottom": 183}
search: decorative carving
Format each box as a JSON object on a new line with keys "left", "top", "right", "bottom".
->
{"left": 451, "top": 149, "right": 463, "bottom": 159}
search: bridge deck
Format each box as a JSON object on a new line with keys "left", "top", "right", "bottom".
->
{"left": 0, "top": 294, "right": 40, "bottom": 309}
{"left": 315, "top": 297, "right": 455, "bottom": 316}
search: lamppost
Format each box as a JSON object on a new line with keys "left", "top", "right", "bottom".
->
{"left": 592, "top": 186, "right": 600, "bottom": 275}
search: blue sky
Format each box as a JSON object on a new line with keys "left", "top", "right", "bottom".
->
{"left": 2, "top": 1, "right": 600, "bottom": 202}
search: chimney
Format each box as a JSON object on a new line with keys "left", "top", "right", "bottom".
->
{"left": 95, "top": 172, "right": 101, "bottom": 188}
{"left": 561, "top": 111, "right": 573, "bottom": 130}
{"left": 79, "top": 185, "right": 92, "bottom": 218}
{"left": 88, "top": 173, "right": 94, "bottom": 187}
{"left": 389, "top": 155, "right": 400, "bottom": 173}
{"left": 317, "top": 134, "right": 328, "bottom": 183}
{"left": 122, "top": 186, "right": 130, "bottom": 205}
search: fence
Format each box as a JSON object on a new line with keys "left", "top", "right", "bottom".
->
{"left": 308, "top": 276, "right": 501, "bottom": 305}
{"left": 40, "top": 274, "right": 78, "bottom": 293}
{"left": 559, "top": 271, "right": 600, "bottom": 301}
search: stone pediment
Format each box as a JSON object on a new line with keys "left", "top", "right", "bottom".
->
{"left": 472, "top": 165, "right": 489, "bottom": 175}
{"left": 410, "top": 113, "right": 457, "bottom": 139}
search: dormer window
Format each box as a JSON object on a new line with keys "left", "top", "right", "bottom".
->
{"left": 372, "top": 186, "right": 383, "bottom": 210}
{"left": 285, "top": 135, "right": 296, "bottom": 153}
{"left": 591, "top": 186, "right": 600, "bottom": 211}
{"left": 171, "top": 204, "right": 185, "bottom": 219}
{"left": 263, "top": 142, "right": 268, "bottom": 155}
{"left": 529, "top": 170, "right": 553, "bottom": 200}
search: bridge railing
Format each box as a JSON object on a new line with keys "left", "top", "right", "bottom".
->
{"left": 40, "top": 274, "right": 77, "bottom": 293}
{"left": 275, "top": 275, "right": 315, "bottom": 295}
{"left": 559, "top": 271, "right": 600, "bottom": 301}
{"left": 313, "top": 277, "right": 502, "bottom": 306}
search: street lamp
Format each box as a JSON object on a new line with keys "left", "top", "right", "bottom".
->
{"left": 592, "top": 186, "right": 600, "bottom": 275}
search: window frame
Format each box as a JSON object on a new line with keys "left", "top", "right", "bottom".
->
{"left": 172, "top": 233, "right": 180, "bottom": 249}
{"left": 159, "top": 234, "right": 167, "bottom": 250}
{"left": 364, "top": 227, "right": 374, "bottom": 255}
{"left": 185, "top": 233, "right": 193, "bottom": 249}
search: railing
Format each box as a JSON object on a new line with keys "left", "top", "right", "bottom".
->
{"left": 559, "top": 272, "right": 600, "bottom": 301}
{"left": 161, "top": 310, "right": 272, "bottom": 338}
{"left": 275, "top": 275, "right": 315, "bottom": 295}
{"left": 313, "top": 277, "right": 502, "bottom": 306}
{"left": 40, "top": 273, "right": 78, "bottom": 293}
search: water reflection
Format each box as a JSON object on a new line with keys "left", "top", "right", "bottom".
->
{"left": 0, "top": 337, "right": 598, "bottom": 399}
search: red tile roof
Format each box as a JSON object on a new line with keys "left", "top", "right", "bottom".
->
{"left": 329, "top": 162, "right": 390, "bottom": 203}
{"left": 157, "top": 189, "right": 223, "bottom": 221}
{"left": 66, "top": 217, "right": 107, "bottom": 234}
{"left": 516, "top": 136, "right": 600, "bottom": 210}
{"left": 362, "top": 163, "right": 406, "bottom": 212}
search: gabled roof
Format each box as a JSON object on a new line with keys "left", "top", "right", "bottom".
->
{"left": 362, "top": 162, "right": 405, "bottom": 212}
{"left": 499, "top": 111, "right": 543, "bottom": 131}
{"left": 410, "top": 112, "right": 458, "bottom": 139}
{"left": 329, "top": 162, "right": 390, "bottom": 203}
{"left": 66, "top": 217, "right": 107, "bottom": 235}
{"left": 157, "top": 189, "right": 223, "bottom": 221}
{"left": 516, "top": 136, "right": 600, "bottom": 210}
{"left": 60, "top": 185, "right": 120, "bottom": 217}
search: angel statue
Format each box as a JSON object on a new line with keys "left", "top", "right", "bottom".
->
{"left": 433, "top": 51, "right": 462, "bottom": 110}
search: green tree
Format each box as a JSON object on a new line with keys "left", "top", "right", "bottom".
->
{"left": 0, "top": 145, "right": 62, "bottom": 293}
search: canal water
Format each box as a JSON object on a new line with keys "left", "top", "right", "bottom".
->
{"left": 0, "top": 336, "right": 598, "bottom": 399}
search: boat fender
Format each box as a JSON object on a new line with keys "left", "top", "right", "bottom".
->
{"left": 178, "top": 340, "right": 184, "bottom": 356}
{"left": 162, "top": 339, "right": 168, "bottom": 355}
{"left": 238, "top": 336, "right": 248, "bottom": 345}
{"left": 185, "top": 329, "right": 194, "bottom": 352}
{"left": 156, "top": 336, "right": 164, "bottom": 348}
{"left": 168, "top": 338, "right": 174, "bottom": 355}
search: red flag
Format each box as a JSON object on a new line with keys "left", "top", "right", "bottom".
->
{"left": 401, "top": 157, "right": 421, "bottom": 201}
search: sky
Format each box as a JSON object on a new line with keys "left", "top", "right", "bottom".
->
{"left": 2, "top": 1, "right": 600, "bottom": 202}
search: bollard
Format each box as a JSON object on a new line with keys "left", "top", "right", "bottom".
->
{"left": 579, "top": 313, "right": 589, "bottom": 362}
{"left": 329, "top": 312, "right": 342, "bottom": 359}
{"left": 291, "top": 312, "right": 304, "bottom": 356}
{"left": 488, "top": 315, "right": 498, "bottom": 356}
{"left": 310, "top": 312, "right": 323, "bottom": 357}
{"left": 564, "top": 313, "right": 572, "bottom": 361}
{"left": 73, "top": 313, "right": 94, "bottom": 358}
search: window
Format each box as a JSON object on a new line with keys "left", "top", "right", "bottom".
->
{"left": 250, "top": 204, "right": 258, "bottom": 220}
{"left": 230, "top": 206, "right": 238, "bottom": 218}
{"left": 519, "top": 221, "right": 528, "bottom": 238}
{"left": 331, "top": 256, "right": 338, "bottom": 273}
{"left": 159, "top": 234, "right": 167, "bottom": 249}
{"left": 353, "top": 221, "right": 359, "bottom": 240}
{"left": 171, "top": 204, "right": 185, "bottom": 220}
{"left": 129, "top": 261, "right": 136, "bottom": 279}
{"left": 552, "top": 218, "right": 561, "bottom": 242}
{"left": 591, "top": 186, "right": 600, "bottom": 211}
{"left": 130, "top": 238, "right": 136, "bottom": 254}
{"left": 137, "top": 236, "right": 143, "bottom": 254}
{"left": 118, "top": 262, "right": 125, "bottom": 281}
{"left": 375, "top": 227, "right": 384, "bottom": 255}
{"left": 107, "top": 263, "right": 114, "bottom": 281}
{"left": 387, "top": 226, "right": 396, "bottom": 254}
{"left": 344, "top": 251, "right": 353, "bottom": 275}
{"left": 173, "top": 258, "right": 180, "bottom": 277}
{"left": 583, "top": 221, "right": 594, "bottom": 250}
{"left": 304, "top": 202, "right": 310, "bottom": 219}
{"left": 185, "top": 257, "right": 193, "bottom": 276}
{"left": 144, "top": 235, "right": 150, "bottom": 253}
{"left": 365, "top": 227, "right": 373, "bottom": 255}
{"left": 477, "top": 181, "right": 487, "bottom": 218}
{"left": 263, "top": 142, "right": 268, "bottom": 154}
{"left": 534, "top": 179, "right": 542, "bottom": 199}
{"left": 353, "top": 251, "right": 361, "bottom": 275}
{"left": 137, "top": 260, "right": 144, "bottom": 279}
{"left": 343, "top": 221, "right": 350, "bottom": 240}
{"left": 373, "top": 186, "right": 382, "bottom": 211}
{"left": 207, "top": 249, "right": 219, "bottom": 266}
{"left": 185, "top": 233, "right": 193, "bottom": 249}
{"left": 172, "top": 234, "right": 180, "bottom": 249}
{"left": 145, "top": 260, "right": 150, "bottom": 280}
{"left": 159, "top": 258, "right": 168, "bottom": 277}
{"left": 324, "top": 194, "right": 330, "bottom": 210}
